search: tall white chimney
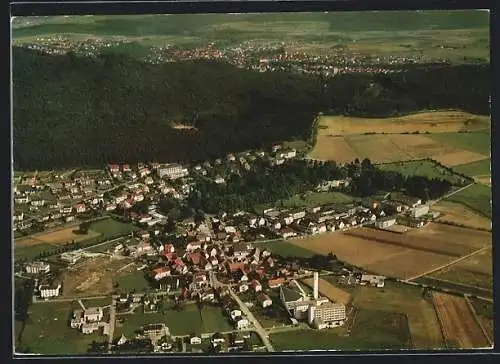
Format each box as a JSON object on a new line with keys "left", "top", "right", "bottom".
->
{"left": 313, "top": 271, "right": 319, "bottom": 300}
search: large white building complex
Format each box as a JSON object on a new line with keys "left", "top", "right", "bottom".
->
{"left": 280, "top": 272, "right": 347, "bottom": 329}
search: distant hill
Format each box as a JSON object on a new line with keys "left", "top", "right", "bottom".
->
{"left": 12, "top": 47, "right": 489, "bottom": 170}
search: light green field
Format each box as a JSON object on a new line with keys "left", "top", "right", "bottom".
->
{"left": 377, "top": 160, "right": 466, "bottom": 186}
{"left": 257, "top": 240, "right": 315, "bottom": 258}
{"left": 89, "top": 218, "right": 137, "bottom": 239}
{"left": 447, "top": 183, "right": 491, "bottom": 218}
{"left": 427, "top": 131, "right": 491, "bottom": 156}
{"left": 453, "top": 158, "right": 490, "bottom": 177}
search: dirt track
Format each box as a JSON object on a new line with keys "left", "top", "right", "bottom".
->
{"left": 432, "top": 292, "right": 489, "bottom": 348}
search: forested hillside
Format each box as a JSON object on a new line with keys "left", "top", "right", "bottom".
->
{"left": 13, "top": 47, "right": 489, "bottom": 169}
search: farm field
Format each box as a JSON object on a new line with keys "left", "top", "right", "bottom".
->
{"left": 446, "top": 183, "right": 491, "bottom": 218}
{"left": 413, "top": 276, "right": 493, "bottom": 299}
{"left": 428, "top": 248, "right": 492, "bottom": 290}
{"left": 315, "top": 112, "right": 490, "bottom": 136}
{"left": 291, "top": 224, "right": 490, "bottom": 280}
{"left": 469, "top": 297, "right": 494, "bottom": 344}
{"left": 257, "top": 240, "right": 315, "bottom": 258}
{"left": 15, "top": 301, "right": 105, "bottom": 355}
{"left": 376, "top": 160, "right": 466, "bottom": 186}
{"left": 432, "top": 201, "right": 491, "bottom": 230}
{"left": 452, "top": 158, "right": 490, "bottom": 178}
{"left": 269, "top": 308, "right": 411, "bottom": 351}
{"left": 301, "top": 277, "right": 351, "bottom": 305}
{"left": 427, "top": 131, "right": 491, "bottom": 156}
{"left": 310, "top": 133, "right": 487, "bottom": 166}
{"left": 349, "top": 281, "right": 444, "bottom": 349}
{"left": 432, "top": 292, "right": 489, "bottom": 348}
{"left": 15, "top": 228, "right": 101, "bottom": 248}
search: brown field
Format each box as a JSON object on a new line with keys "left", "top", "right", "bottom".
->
{"left": 432, "top": 292, "right": 490, "bottom": 348}
{"left": 61, "top": 256, "right": 126, "bottom": 297}
{"left": 345, "top": 135, "right": 413, "bottom": 162}
{"left": 364, "top": 249, "right": 454, "bottom": 280}
{"left": 408, "top": 223, "right": 491, "bottom": 251}
{"left": 433, "top": 201, "right": 492, "bottom": 230}
{"left": 316, "top": 111, "right": 490, "bottom": 136}
{"left": 292, "top": 224, "right": 490, "bottom": 280}
{"left": 346, "top": 225, "right": 484, "bottom": 257}
{"left": 429, "top": 248, "right": 493, "bottom": 290}
{"left": 291, "top": 233, "right": 408, "bottom": 267}
{"left": 432, "top": 150, "right": 488, "bottom": 167}
{"left": 301, "top": 277, "right": 351, "bottom": 305}
{"left": 351, "top": 282, "right": 444, "bottom": 349}
{"left": 15, "top": 228, "right": 101, "bottom": 248}
{"left": 310, "top": 132, "right": 486, "bottom": 166}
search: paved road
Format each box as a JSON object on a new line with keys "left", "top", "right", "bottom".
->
{"left": 428, "top": 183, "right": 474, "bottom": 206}
{"left": 228, "top": 288, "right": 275, "bottom": 352}
{"left": 404, "top": 245, "right": 491, "bottom": 282}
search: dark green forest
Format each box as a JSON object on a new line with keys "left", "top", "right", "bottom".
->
{"left": 13, "top": 47, "right": 489, "bottom": 170}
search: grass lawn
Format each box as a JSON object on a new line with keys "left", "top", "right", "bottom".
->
{"left": 15, "top": 302, "right": 105, "bottom": 355}
{"left": 89, "top": 218, "right": 138, "bottom": 239}
{"left": 446, "top": 183, "right": 491, "bottom": 218}
{"left": 452, "top": 158, "right": 491, "bottom": 177}
{"left": 376, "top": 160, "right": 465, "bottom": 186}
{"left": 116, "top": 309, "right": 168, "bottom": 338}
{"left": 427, "top": 131, "right": 491, "bottom": 156}
{"left": 164, "top": 304, "right": 204, "bottom": 336}
{"left": 200, "top": 305, "right": 233, "bottom": 333}
{"left": 114, "top": 270, "right": 152, "bottom": 293}
{"left": 257, "top": 240, "right": 315, "bottom": 258}
{"left": 81, "top": 297, "right": 113, "bottom": 308}
{"left": 14, "top": 243, "right": 57, "bottom": 262}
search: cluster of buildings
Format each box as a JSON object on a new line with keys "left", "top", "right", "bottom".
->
{"left": 70, "top": 306, "right": 109, "bottom": 335}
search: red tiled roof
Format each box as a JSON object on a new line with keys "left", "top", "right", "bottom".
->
{"left": 228, "top": 262, "right": 244, "bottom": 272}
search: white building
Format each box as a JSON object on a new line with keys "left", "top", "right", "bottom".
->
{"left": 157, "top": 164, "right": 189, "bottom": 180}
{"left": 308, "top": 302, "right": 346, "bottom": 329}
{"left": 81, "top": 322, "right": 100, "bottom": 334}
{"left": 25, "top": 261, "right": 50, "bottom": 274}
{"left": 39, "top": 282, "right": 61, "bottom": 298}
{"left": 236, "top": 316, "right": 250, "bottom": 329}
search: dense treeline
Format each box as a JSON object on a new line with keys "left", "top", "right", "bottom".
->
{"left": 185, "top": 158, "right": 453, "bottom": 214}
{"left": 13, "top": 47, "right": 489, "bottom": 170}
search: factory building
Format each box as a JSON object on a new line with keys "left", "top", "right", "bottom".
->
{"left": 280, "top": 272, "right": 346, "bottom": 329}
